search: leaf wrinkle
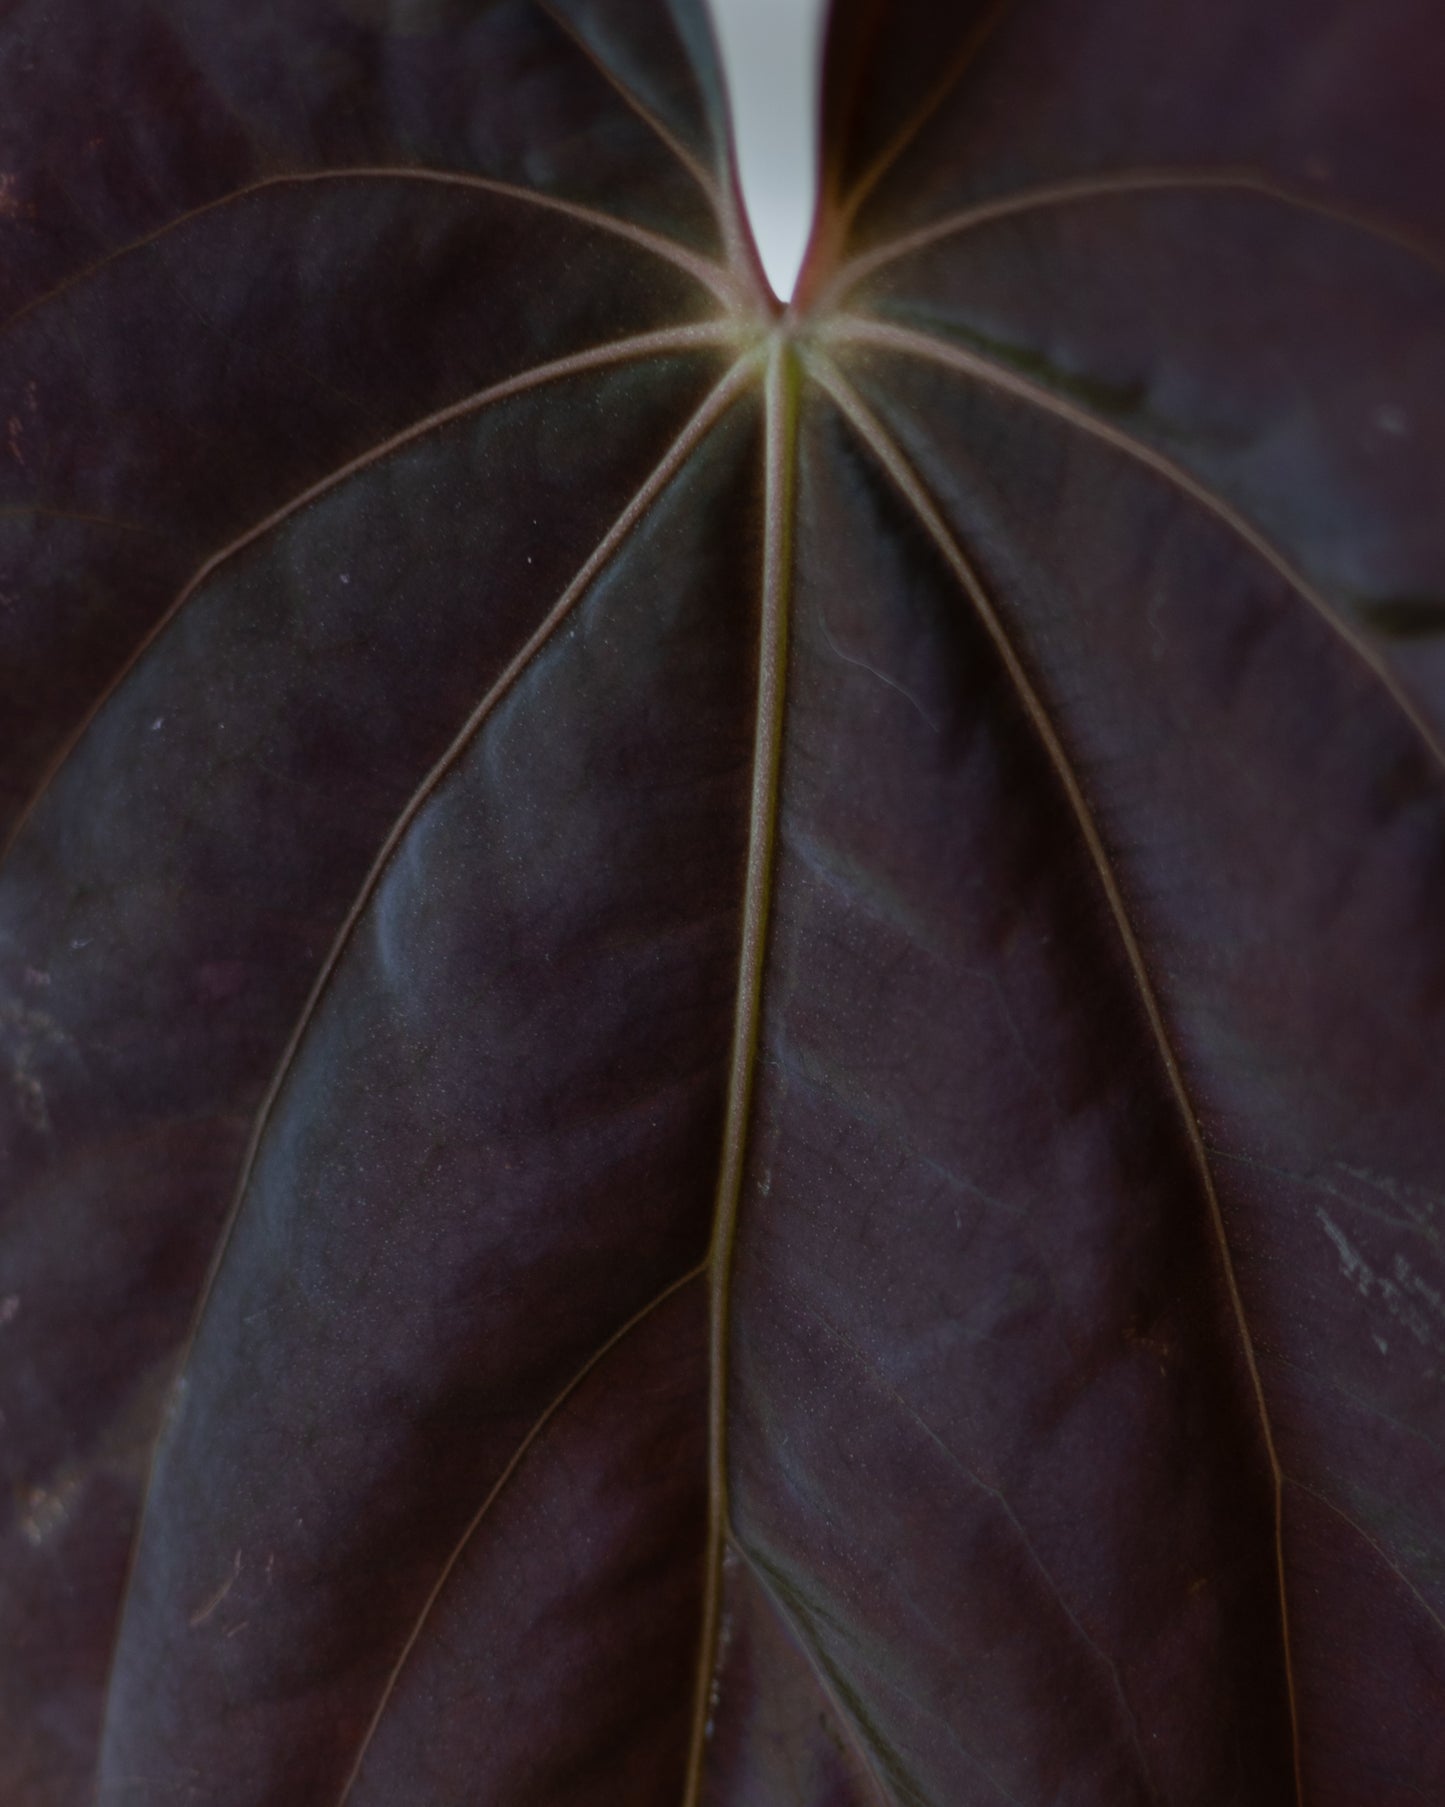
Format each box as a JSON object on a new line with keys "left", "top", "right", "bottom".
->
{"left": 742, "top": 1541, "right": 1026, "bottom": 1807}
{"left": 725, "top": 1537, "right": 896, "bottom": 1807}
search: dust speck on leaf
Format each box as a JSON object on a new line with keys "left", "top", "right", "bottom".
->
{"left": 20, "top": 1475, "right": 80, "bottom": 1546}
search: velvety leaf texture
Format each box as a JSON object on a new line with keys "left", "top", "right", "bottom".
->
{"left": 0, "top": 1, "right": 1441, "bottom": 1802}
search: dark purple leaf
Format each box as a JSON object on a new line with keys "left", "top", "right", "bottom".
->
{"left": 2, "top": 1, "right": 1442, "bottom": 1802}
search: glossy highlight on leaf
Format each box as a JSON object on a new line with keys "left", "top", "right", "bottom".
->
{"left": 1, "top": 2, "right": 1442, "bottom": 1803}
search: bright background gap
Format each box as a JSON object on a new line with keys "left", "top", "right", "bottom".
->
{"left": 708, "top": 0, "right": 828, "bottom": 301}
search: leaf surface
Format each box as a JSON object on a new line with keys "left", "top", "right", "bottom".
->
{"left": 2, "top": 2, "right": 1443, "bottom": 1803}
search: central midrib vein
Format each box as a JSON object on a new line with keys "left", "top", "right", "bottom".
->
{"left": 682, "top": 334, "right": 800, "bottom": 1802}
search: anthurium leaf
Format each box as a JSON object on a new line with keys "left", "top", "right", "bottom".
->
{"left": 0, "top": 3, "right": 763, "bottom": 1798}
{"left": 2, "top": 1, "right": 1442, "bottom": 1804}
{"left": 759, "top": 3, "right": 1443, "bottom": 1803}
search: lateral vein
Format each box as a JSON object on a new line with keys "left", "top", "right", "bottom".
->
{"left": 836, "top": 0, "right": 1018, "bottom": 229}
{"left": 825, "top": 314, "right": 1445, "bottom": 780}
{"left": 91, "top": 355, "right": 756, "bottom": 1776}
{"left": 806, "top": 354, "right": 1303, "bottom": 1805}
{"left": 0, "top": 165, "right": 739, "bottom": 345}
{"left": 821, "top": 165, "right": 1445, "bottom": 305}
{"left": 0, "top": 322, "right": 737, "bottom": 878}
{"left": 335, "top": 1261, "right": 710, "bottom": 1804}
{"left": 532, "top": 0, "right": 722, "bottom": 208}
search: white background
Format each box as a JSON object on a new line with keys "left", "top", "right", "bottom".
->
{"left": 707, "top": 0, "right": 828, "bottom": 300}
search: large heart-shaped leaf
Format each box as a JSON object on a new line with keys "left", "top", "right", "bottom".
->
{"left": 2, "top": 2, "right": 1442, "bottom": 1801}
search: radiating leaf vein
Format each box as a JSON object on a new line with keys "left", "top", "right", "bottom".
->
{"left": 0, "top": 322, "right": 737, "bottom": 878}
{"left": 822, "top": 166, "right": 1445, "bottom": 304}
{"left": 335, "top": 1261, "right": 709, "bottom": 1803}
{"left": 805, "top": 351, "right": 1303, "bottom": 1803}
{"left": 94, "top": 355, "right": 757, "bottom": 1760}
{"left": 1, "top": 164, "right": 739, "bottom": 344}
{"left": 825, "top": 314, "right": 1445, "bottom": 779}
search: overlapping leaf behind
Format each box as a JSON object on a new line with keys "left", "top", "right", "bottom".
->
{"left": 1, "top": 1, "right": 1442, "bottom": 1801}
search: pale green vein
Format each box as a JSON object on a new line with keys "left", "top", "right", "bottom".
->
{"left": 0, "top": 321, "right": 738, "bottom": 880}
{"left": 819, "top": 166, "right": 1445, "bottom": 308}
{"left": 822, "top": 313, "right": 1445, "bottom": 781}
{"left": 834, "top": 0, "right": 1018, "bottom": 230}
{"left": 681, "top": 335, "right": 798, "bottom": 1804}
{"left": 334, "top": 1261, "right": 708, "bottom": 1804}
{"left": 2, "top": 163, "right": 741, "bottom": 345}
{"left": 532, "top": 0, "right": 722, "bottom": 208}
{"left": 93, "top": 356, "right": 757, "bottom": 1778}
{"left": 804, "top": 351, "right": 1303, "bottom": 1805}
